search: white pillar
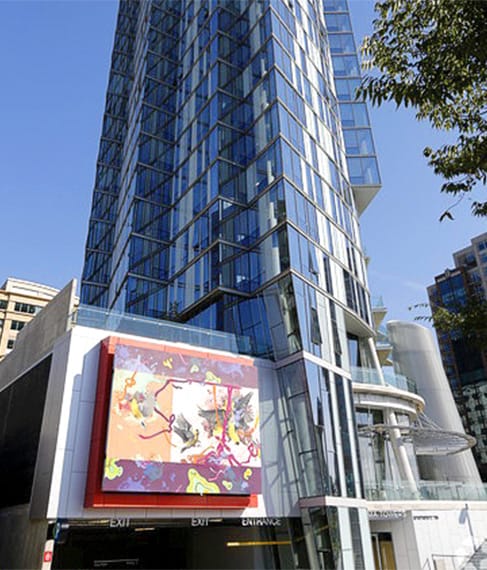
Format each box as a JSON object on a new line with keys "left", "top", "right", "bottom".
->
{"left": 367, "top": 336, "right": 418, "bottom": 494}
{"left": 385, "top": 408, "right": 418, "bottom": 494}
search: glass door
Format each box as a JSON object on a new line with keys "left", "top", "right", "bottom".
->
{"left": 372, "top": 533, "right": 396, "bottom": 570}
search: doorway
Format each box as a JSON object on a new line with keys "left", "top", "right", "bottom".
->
{"left": 372, "top": 532, "right": 397, "bottom": 570}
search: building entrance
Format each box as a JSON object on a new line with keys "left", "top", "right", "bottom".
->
{"left": 51, "top": 518, "right": 309, "bottom": 569}
{"left": 372, "top": 532, "right": 396, "bottom": 570}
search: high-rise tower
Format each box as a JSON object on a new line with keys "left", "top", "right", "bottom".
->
{"left": 81, "top": 0, "right": 379, "bottom": 344}
{"left": 428, "top": 232, "right": 487, "bottom": 480}
{"left": 81, "top": 1, "right": 381, "bottom": 566}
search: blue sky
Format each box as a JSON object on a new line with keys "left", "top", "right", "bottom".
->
{"left": 0, "top": 1, "right": 484, "bottom": 324}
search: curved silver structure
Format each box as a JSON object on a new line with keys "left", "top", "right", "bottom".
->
{"left": 387, "top": 321, "right": 481, "bottom": 484}
{"left": 359, "top": 412, "right": 476, "bottom": 456}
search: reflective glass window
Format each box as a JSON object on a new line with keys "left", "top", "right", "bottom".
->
{"left": 332, "top": 55, "right": 360, "bottom": 76}
{"left": 324, "top": 13, "right": 352, "bottom": 32}
{"left": 339, "top": 103, "right": 369, "bottom": 127}
{"left": 347, "top": 157, "right": 380, "bottom": 185}
{"left": 324, "top": 0, "right": 349, "bottom": 11}
{"left": 343, "top": 129, "right": 375, "bottom": 155}
{"left": 329, "top": 34, "right": 355, "bottom": 54}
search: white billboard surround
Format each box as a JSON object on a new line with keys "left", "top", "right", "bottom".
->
{"left": 31, "top": 325, "right": 307, "bottom": 520}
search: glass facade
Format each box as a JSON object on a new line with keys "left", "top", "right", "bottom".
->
{"left": 81, "top": 1, "right": 380, "bottom": 567}
{"left": 324, "top": 0, "right": 380, "bottom": 189}
{"left": 428, "top": 235, "right": 487, "bottom": 482}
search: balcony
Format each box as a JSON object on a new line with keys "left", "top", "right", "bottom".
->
{"left": 365, "top": 480, "right": 487, "bottom": 502}
{"left": 71, "top": 305, "right": 252, "bottom": 354}
{"left": 351, "top": 366, "right": 417, "bottom": 393}
{"left": 370, "top": 295, "right": 386, "bottom": 310}
{"left": 371, "top": 298, "right": 387, "bottom": 330}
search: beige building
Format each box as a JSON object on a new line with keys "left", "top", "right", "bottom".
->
{"left": 0, "top": 277, "right": 59, "bottom": 359}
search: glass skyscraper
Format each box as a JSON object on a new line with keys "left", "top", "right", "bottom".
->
{"left": 428, "top": 232, "right": 487, "bottom": 481}
{"left": 81, "top": 0, "right": 381, "bottom": 566}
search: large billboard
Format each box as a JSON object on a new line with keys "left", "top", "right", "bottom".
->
{"left": 85, "top": 337, "right": 261, "bottom": 508}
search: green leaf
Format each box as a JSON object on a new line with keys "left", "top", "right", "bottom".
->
{"left": 359, "top": 0, "right": 487, "bottom": 216}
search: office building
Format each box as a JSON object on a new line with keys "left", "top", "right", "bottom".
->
{"left": 428, "top": 232, "right": 487, "bottom": 480}
{"left": 0, "top": 277, "right": 58, "bottom": 359}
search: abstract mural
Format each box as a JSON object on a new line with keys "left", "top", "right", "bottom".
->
{"left": 102, "top": 342, "right": 261, "bottom": 496}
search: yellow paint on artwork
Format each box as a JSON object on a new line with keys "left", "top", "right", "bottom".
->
{"left": 228, "top": 421, "right": 240, "bottom": 444}
{"left": 163, "top": 358, "right": 173, "bottom": 368}
{"left": 243, "top": 468, "right": 252, "bottom": 480}
{"left": 190, "top": 364, "right": 199, "bottom": 373}
{"left": 205, "top": 371, "right": 221, "bottom": 384}
{"left": 105, "top": 458, "right": 123, "bottom": 480}
{"left": 130, "top": 398, "right": 143, "bottom": 420}
{"left": 186, "top": 468, "right": 220, "bottom": 494}
{"left": 222, "top": 480, "right": 233, "bottom": 490}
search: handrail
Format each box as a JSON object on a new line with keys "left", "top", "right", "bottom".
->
{"left": 351, "top": 365, "right": 417, "bottom": 393}
{"left": 69, "top": 304, "right": 253, "bottom": 355}
{"left": 364, "top": 480, "right": 487, "bottom": 502}
{"left": 431, "top": 553, "right": 467, "bottom": 570}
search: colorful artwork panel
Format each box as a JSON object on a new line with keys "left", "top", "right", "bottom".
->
{"left": 102, "top": 343, "right": 261, "bottom": 496}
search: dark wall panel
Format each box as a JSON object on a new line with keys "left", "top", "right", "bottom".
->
{"left": 0, "top": 355, "right": 52, "bottom": 508}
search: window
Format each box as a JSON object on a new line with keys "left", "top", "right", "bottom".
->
{"left": 0, "top": 299, "right": 7, "bottom": 310}
{"left": 331, "top": 55, "right": 360, "bottom": 77}
{"left": 310, "top": 307, "right": 322, "bottom": 345}
{"left": 324, "top": 13, "right": 351, "bottom": 32}
{"left": 7, "top": 339, "right": 14, "bottom": 349}
{"left": 10, "top": 320, "right": 25, "bottom": 331}
{"left": 347, "top": 157, "right": 380, "bottom": 185}
{"left": 463, "top": 253, "right": 476, "bottom": 267}
{"left": 323, "top": 254, "right": 333, "bottom": 293}
{"left": 324, "top": 0, "right": 348, "bottom": 10}
{"left": 335, "top": 78, "right": 361, "bottom": 102}
{"left": 14, "top": 302, "right": 42, "bottom": 315}
{"left": 329, "top": 34, "right": 356, "bottom": 55}
{"left": 339, "top": 103, "right": 370, "bottom": 127}
{"left": 343, "top": 129, "right": 375, "bottom": 155}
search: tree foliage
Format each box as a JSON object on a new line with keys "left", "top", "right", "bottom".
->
{"left": 432, "top": 298, "right": 487, "bottom": 349}
{"left": 359, "top": 0, "right": 487, "bottom": 217}
{"left": 411, "top": 296, "right": 487, "bottom": 350}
